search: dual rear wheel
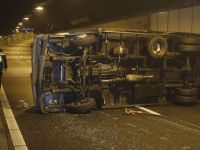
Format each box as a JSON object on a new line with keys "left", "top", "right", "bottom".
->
{"left": 175, "top": 37, "right": 199, "bottom": 104}
{"left": 177, "top": 37, "right": 200, "bottom": 53}
{"left": 174, "top": 88, "right": 197, "bottom": 104}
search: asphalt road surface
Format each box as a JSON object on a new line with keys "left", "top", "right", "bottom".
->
{"left": 2, "top": 37, "right": 200, "bottom": 150}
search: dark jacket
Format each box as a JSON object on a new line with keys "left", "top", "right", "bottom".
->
{"left": 0, "top": 49, "right": 7, "bottom": 69}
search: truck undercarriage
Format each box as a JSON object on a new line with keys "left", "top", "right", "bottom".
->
{"left": 31, "top": 28, "right": 200, "bottom": 113}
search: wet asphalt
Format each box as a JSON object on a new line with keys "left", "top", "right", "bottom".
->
{"left": 2, "top": 37, "right": 200, "bottom": 150}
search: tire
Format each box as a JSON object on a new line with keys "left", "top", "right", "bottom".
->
{"left": 69, "top": 98, "right": 96, "bottom": 113}
{"left": 147, "top": 36, "right": 168, "bottom": 59}
{"left": 178, "top": 37, "right": 200, "bottom": 45}
{"left": 174, "top": 95, "right": 196, "bottom": 104}
{"left": 177, "top": 45, "right": 200, "bottom": 52}
{"left": 176, "top": 88, "right": 197, "bottom": 96}
{"left": 69, "top": 35, "right": 96, "bottom": 47}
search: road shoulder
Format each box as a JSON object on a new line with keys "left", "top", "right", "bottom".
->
{"left": 0, "top": 86, "right": 28, "bottom": 150}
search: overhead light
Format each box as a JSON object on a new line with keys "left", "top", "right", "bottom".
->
{"left": 23, "top": 18, "right": 29, "bottom": 20}
{"left": 35, "top": 7, "right": 43, "bottom": 10}
{"left": 18, "top": 23, "right": 23, "bottom": 25}
{"left": 16, "top": 27, "right": 19, "bottom": 28}
{"left": 55, "top": 32, "right": 69, "bottom": 36}
{"left": 159, "top": 11, "right": 166, "bottom": 14}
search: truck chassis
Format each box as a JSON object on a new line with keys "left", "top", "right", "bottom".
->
{"left": 31, "top": 28, "right": 200, "bottom": 113}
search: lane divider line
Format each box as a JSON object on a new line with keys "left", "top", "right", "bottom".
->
{"left": 2, "top": 46, "right": 8, "bottom": 50}
{"left": 136, "top": 106, "right": 161, "bottom": 116}
{"left": 0, "top": 85, "right": 28, "bottom": 150}
{"left": 100, "top": 111, "right": 119, "bottom": 120}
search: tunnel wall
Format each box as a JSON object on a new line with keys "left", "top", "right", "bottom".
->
{"left": 0, "top": 32, "right": 35, "bottom": 49}
{"left": 150, "top": 5, "right": 200, "bottom": 33}
{"left": 86, "top": 5, "right": 200, "bottom": 34}
{"left": 87, "top": 15, "right": 150, "bottom": 30}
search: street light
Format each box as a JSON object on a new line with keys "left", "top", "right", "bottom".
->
{"left": 35, "top": 7, "right": 43, "bottom": 10}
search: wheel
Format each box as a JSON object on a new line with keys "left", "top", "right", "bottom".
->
{"left": 177, "top": 45, "right": 200, "bottom": 52}
{"left": 176, "top": 88, "right": 197, "bottom": 96}
{"left": 178, "top": 37, "right": 200, "bottom": 45}
{"left": 69, "top": 34, "right": 96, "bottom": 47}
{"left": 69, "top": 98, "right": 96, "bottom": 113}
{"left": 174, "top": 95, "right": 196, "bottom": 104}
{"left": 147, "top": 36, "right": 168, "bottom": 59}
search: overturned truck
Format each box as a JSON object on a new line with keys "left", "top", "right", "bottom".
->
{"left": 32, "top": 28, "right": 200, "bottom": 113}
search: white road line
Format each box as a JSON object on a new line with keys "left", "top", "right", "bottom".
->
{"left": 6, "top": 56, "right": 31, "bottom": 58}
{"left": 137, "top": 106, "right": 161, "bottom": 116}
{"left": 0, "top": 85, "right": 28, "bottom": 150}
{"left": 5, "top": 52, "right": 31, "bottom": 54}
{"left": 2, "top": 46, "right": 8, "bottom": 50}
{"left": 100, "top": 111, "right": 118, "bottom": 120}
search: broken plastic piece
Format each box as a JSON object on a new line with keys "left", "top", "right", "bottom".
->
{"left": 22, "top": 102, "right": 29, "bottom": 107}
{"left": 19, "top": 99, "right": 25, "bottom": 103}
{"left": 125, "top": 108, "right": 143, "bottom": 115}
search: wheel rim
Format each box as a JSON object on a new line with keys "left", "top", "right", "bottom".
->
{"left": 151, "top": 40, "right": 165, "bottom": 56}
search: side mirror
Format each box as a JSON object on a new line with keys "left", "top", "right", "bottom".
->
{"left": 47, "top": 24, "right": 53, "bottom": 32}
{"left": 43, "top": 24, "right": 53, "bottom": 33}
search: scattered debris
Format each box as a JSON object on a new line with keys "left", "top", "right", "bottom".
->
{"left": 22, "top": 102, "right": 29, "bottom": 107}
{"left": 124, "top": 108, "right": 143, "bottom": 115}
{"left": 17, "top": 99, "right": 35, "bottom": 108}
{"left": 19, "top": 99, "right": 25, "bottom": 103}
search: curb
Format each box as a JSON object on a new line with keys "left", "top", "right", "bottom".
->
{"left": 0, "top": 85, "right": 28, "bottom": 150}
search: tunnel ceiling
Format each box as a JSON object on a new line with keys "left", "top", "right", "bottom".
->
{"left": 0, "top": 0, "right": 44, "bottom": 35}
{"left": 1, "top": 0, "right": 200, "bottom": 35}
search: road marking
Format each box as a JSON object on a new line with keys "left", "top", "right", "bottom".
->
{"left": 100, "top": 111, "right": 118, "bottom": 120}
{"left": 5, "top": 51, "right": 31, "bottom": 54}
{"left": 136, "top": 106, "right": 161, "bottom": 115}
{"left": 152, "top": 117, "right": 200, "bottom": 135}
{"left": 126, "top": 123, "right": 136, "bottom": 128}
{"left": 2, "top": 46, "right": 8, "bottom": 50}
{"left": 6, "top": 56, "right": 31, "bottom": 59}
{"left": 100, "top": 111, "right": 111, "bottom": 117}
{"left": 0, "top": 85, "right": 28, "bottom": 150}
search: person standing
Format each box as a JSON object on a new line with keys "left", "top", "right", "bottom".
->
{"left": 0, "top": 49, "right": 7, "bottom": 89}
